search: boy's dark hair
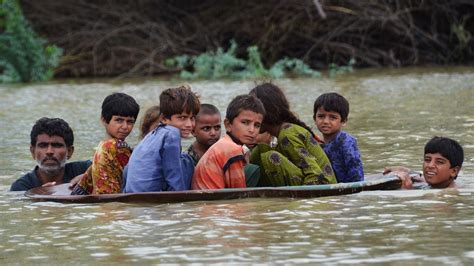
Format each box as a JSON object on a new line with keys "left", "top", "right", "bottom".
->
{"left": 313, "top": 92, "right": 349, "bottom": 122}
{"left": 425, "top": 136, "right": 464, "bottom": 170}
{"left": 226, "top": 95, "right": 265, "bottom": 123}
{"left": 160, "top": 84, "right": 200, "bottom": 119}
{"left": 197, "top": 104, "right": 220, "bottom": 119}
{"left": 30, "top": 117, "right": 74, "bottom": 147}
{"left": 140, "top": 105, "right": 160, "bottom": 139}
{"left": 102, "top": 92, "right": 140, "bottom": 123}
{"left": 250, "top": 83, "right": 315, "bottom": 137}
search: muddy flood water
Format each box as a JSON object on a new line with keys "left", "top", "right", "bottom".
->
{"left": 1, "top": 67, "right": 473, "bottom": 264}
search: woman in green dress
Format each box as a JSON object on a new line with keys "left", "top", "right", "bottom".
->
{"left": 249, "top": 83, "right": 337, "bottom": 186}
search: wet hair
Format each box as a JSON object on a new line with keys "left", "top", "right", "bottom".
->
{"left": 101, "top": 92, "right": 140, "bottom": 123}
{"left": 425, "top": 136, "right": 464, "bottom": 170}
{"left": 313, "top": 92, "right": 349, "bottom": 122}
{"left": 160, "top": 84, "right": 200, "bottom": 119}
{"left": 30, "top": 117, "right": 74, "bottom": 147}
{"left": 250, "top": 82, "right": 315, "bottom": 137}
{"left": 139, "top": 105, "right": 160, "bottom": 139}
{"left": 197, "top": 104, "right": 220, "bottom": 120}
{"left": 226, "top": 95, "right": 265, "bottom": 123}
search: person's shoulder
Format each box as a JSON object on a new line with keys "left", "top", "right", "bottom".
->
{"left": 157, "top": 125, "right": 180, "bottom": 139}
{"left": 338, "top": 131, "right": 358, "bottom": 143}
{"left": 10, "top": 170, "right": 38, "bottom": 191}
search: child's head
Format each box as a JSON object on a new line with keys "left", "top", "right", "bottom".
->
{"left": 250, "top": 82, "right": 315, "bottom": 137}
{"left": 313, "top": 93, "right": 349, "bottom": 140}
{"left": 193, "top": 104, "right": 221, "bottom": 148}
{"left": 313, "top": 92, "right": 349, "bottom": 122}
{"left": 159, "top": 84, "right": 200, "bottom": 138}
{"left": 139, "top": 105, "right": 160, "bottom": 139}
{"left": 423, "top": 136, "right": 464, "bottom": 187}
{"left": 101, "top": 92, "right": 140, "bottom": 140}
{"left": 225, "top": 95, "right": 265, "bottom": 145}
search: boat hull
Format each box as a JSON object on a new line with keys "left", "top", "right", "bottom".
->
{"left": 24, "top": 175, "right": 402, "bottom": 203}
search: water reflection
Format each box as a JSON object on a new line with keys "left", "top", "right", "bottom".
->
{"left": 0, "top": 67, "right": 473, "bottom": 263}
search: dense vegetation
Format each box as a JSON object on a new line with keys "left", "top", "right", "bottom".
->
{"left": 0, "top": 0, "right": 62, "bottom": 83}
{"left": 7, "top": 1, "right": 474, "bottom": 80}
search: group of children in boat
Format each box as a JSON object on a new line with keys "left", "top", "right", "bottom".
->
{"left": 10, "top": 83, "right": 464, "bottom": 193}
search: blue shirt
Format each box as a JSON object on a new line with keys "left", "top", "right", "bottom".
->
{"left": 123, "top": 124, "right": 194, "bottom": 192}
{"left": 322, "top": 131, "right": 364, "bottom": 183}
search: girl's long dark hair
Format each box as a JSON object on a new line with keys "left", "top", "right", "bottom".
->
{"left": 250, "top": 83, "right": 316, "bottom": 137}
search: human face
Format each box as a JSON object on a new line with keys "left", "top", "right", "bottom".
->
{"left": 224, "top": 110, "right": 263, "bottom": 145}
{"left": 314, "top": 107, "right": 344, "bottom": 141}
{"left": 423, "top": 153, "right": 459, "bottom": 188}
{"left": 30, "top": 134, "right": 73, "bottom": 172}
{"left": 162, "top": 111, "right": 195, "bottom": 138}
{"left": 103, "top": 115, "right": 135, "bottom": 140}
{"left": 193, "top": 114, "right": 221, "bottom": 148}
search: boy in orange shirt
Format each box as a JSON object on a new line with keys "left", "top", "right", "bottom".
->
{"left": 192, "top": 95, "right": 265, "bottom": 189}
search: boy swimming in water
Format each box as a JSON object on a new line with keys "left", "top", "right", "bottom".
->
{"left": 384, "top": 136, "right": 464, "bottom": 189}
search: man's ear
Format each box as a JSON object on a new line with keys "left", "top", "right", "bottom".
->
{"left": 30, "top": 145, "right": 35, "bottom": 159}
{"left": 67, "top": 145, "right": 74, "bottom": 160}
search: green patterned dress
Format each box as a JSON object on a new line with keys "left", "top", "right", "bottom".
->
{"left": 250, "top": 123, "right": 337, "bottom": 186}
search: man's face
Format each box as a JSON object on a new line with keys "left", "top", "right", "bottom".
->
{"left": 30, "top": 134, "right": 73, "bottom": 172}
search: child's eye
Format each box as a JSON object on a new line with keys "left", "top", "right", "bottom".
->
{"left": 202, "top": 126, "right": 211, "bottom": 131}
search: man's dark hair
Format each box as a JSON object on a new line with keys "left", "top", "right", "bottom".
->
{"left": 226, "top": 95, "right": 265, "bottom": 123}
{"left": 160, "top": 84, "right": 200, "bottom": 119}
{"left": 30, "top": 117, "right": 74, "bottom": 147}
{"left": 102, "top": 92, "right": 140, "bottom": 123}
{"left": 313, "top": 92, "right": 350, "bottom": 122}
{"left": 425, "top": 136, "right": 464, "bottom": 169}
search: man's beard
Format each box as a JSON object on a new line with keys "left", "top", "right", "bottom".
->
{"left": 37, "top": 156, "right": 67, "bottom": 176}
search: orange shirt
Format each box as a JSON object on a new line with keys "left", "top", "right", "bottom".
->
{"left": 192, "top": 134, "right": 246, "bottom": 189}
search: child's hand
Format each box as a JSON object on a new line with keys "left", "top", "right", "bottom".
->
{"left": 391, "top": 171, "right": 413, "bottom": 189}
{"left": 256, "top": 132, "right": 272, "bottom": 145}
{"left": 68, "top": 173, "right": 85, "bottom": 189}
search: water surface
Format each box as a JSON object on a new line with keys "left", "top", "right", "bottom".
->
{"left": 1, "top": 67, "right": 473, "bottom": 264}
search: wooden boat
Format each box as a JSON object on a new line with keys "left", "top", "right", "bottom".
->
{"left": 24, "top": 175, "right": 402, "bottom": 204}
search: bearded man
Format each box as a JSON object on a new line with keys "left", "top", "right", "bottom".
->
{"left": 10, "top": 117, "right": 91, "bottom": 191}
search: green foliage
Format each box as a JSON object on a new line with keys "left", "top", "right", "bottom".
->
{"left": 0, "top": 0, "right": 62, "bottom": 83}
{"left": 165, "top": 40, "right": 326, "bottom": 80}
{"left": 328, "top": 58, "right": 355, "bottom": 78}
